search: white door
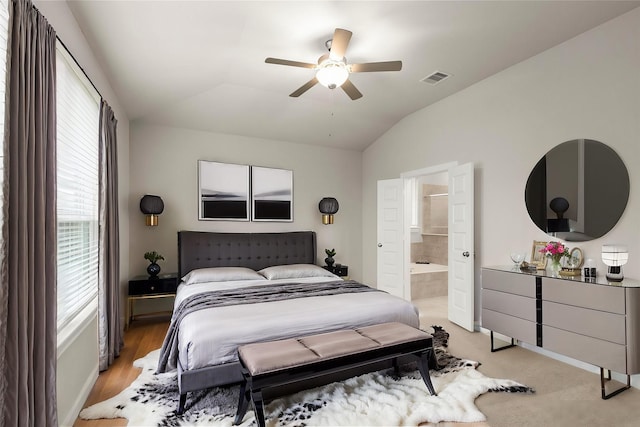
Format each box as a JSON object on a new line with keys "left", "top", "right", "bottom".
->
{"left": 448, "top": 162, "right": 475, "bottom": 331}
{"left": 377, "top": 179, "right": 405, "bottom": 298}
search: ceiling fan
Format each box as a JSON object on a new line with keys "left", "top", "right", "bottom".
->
{"left": 265, "top": 28, "right": 402, "bottom": 100}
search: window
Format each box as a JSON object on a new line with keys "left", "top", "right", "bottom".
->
{"left": 56, "top": 46, "right": 100, "bottom": 333}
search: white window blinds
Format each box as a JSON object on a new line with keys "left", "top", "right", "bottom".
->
{"left": 56, "top": 46, "right": 100, "bottom": 332}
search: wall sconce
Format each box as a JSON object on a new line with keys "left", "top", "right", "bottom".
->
{"left": 602, "top": 245, "right": 628, "bottom": 282}
{"left": 318, "top": 197, "right": 339, "bottom": 225}
{"left": 140, "top": 195, "right": 164, "bottom": 226}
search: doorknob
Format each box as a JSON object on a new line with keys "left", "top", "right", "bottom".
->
{"left": 377, "top": 243, "right": 383, "bottom": 247}
{"left": 462, "top": 251, "right": 470, "bottom": 257}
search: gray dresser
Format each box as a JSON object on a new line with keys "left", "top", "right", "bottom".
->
{"left": 481, "top": 266, "right": 640, "bottom": 399}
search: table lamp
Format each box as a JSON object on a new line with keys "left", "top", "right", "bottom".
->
{"left": 602, "top": 245, "right": 628, "bottom": 282}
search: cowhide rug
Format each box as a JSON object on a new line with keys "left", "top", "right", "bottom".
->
{"left": 79, "top": 326, "right": 533, "bottom": 426}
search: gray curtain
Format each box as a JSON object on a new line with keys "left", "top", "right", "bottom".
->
{"left": 98, "top": 100, "right": 122, "bottom": 371}
{"left": 0, "top": 0, "right": 58, "bottom": 426}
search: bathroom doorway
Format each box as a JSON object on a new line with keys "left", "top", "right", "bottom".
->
{"left": 401, "top": 162, "right": 475, "bottom": 331}
{"left": 401, "top": 163, "right": 455, "bottom": 318}
{"left": 407, "top": 171, "right": 449, "bottom": 320}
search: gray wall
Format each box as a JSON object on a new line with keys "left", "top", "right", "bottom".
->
{"left": 129, "top": 123, "right": 363, "bottom": 281}
{"left": 362, "top": 8, "right": 640, "bottom": 323}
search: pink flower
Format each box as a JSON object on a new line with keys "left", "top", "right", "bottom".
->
{"left": 540, "top": 241, "right": 569, "bottom": 260}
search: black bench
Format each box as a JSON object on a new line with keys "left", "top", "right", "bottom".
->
{"left": 233, "top": 322, "right": 437, "bottom": 427}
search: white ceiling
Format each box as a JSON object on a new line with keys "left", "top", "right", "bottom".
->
{"left": 66, "top": 1, "right": 640, "bottom": 151}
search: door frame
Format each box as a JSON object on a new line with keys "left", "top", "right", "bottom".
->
{"left": 400, "top": 162, "right": 458, "bottom": 300}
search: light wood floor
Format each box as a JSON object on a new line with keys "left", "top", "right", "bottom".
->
{"left": 73, "top": 317, "right": 170, "bottom": 427}
{"left": 74, "top": 310, "right": 486, "bottom": 427}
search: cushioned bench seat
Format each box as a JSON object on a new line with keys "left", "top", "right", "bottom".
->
{"left": 233, "top": 322, "right": 437, "bottom": 427}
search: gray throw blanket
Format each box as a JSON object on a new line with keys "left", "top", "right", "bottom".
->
{"left": 156, "top": 280, "right": 378, "bottom": 373}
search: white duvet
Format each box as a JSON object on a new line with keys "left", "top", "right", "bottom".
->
{"left": 174, "top": 277, "right": 420, "bottom": 371}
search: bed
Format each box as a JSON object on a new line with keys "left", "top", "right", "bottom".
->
{"left": 160, "top": 230, "right": 421, "bottom": 413}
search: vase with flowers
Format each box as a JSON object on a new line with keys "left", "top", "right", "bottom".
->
{"left": 539, "top": 241, "right": 570, "bottom": 277}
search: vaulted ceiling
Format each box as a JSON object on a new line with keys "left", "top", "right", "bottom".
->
{"left": 66, "top": 1, "right": 640, "bottom": 151}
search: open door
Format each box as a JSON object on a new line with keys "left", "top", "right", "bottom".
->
{"left": 376, "top": 179, "right": 404, "bottom": 298}
{"left": 448, "top": 162, "right": 475, "bottom": 331}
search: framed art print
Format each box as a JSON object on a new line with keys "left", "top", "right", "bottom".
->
{"left": 198, "top": 160, "right": 250, "bottom": 221}
{"left": 251, "top": 166, "right": 293, "bottom": 222}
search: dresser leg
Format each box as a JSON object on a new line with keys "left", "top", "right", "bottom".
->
{"left": 490, "top": 330, "right": 516, "bottom": 352}
{"left": 600, "top": 368, "right": 631, "bottom": 399}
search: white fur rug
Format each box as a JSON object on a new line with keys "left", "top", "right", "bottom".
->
{"left": 80, "top": 328, "right": 533, "bottom": 426}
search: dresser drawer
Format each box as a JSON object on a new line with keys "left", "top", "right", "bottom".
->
{"left": 543, "top": 325, "right": 626, "bottom": 373}
{"left": 543, "top": 301, "right": 626, "bottom": 345}
{"left": 482, "top": 268, "right": 536, "bottom": 298}
{"left": 542, "top": 278, "right": 625, "bottom": 314}
{"left": 482, "top": 309, "right": 537, "bottom": 346}
{"left": 128, "top": 275, "right": 178, "bottom": 296}
{"left": 483, "top": 289, "right": 537, "bottom": 322}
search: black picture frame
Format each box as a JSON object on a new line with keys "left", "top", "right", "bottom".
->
{"left": 198, "top": 160, "right": 250, "bottom": 221}
{"left": 251, "top": 166, "right": 293, "bottom": 222}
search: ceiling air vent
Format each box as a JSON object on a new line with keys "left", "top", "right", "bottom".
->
{"left": 420, "top": 71, "right": 450, "bottom": 85}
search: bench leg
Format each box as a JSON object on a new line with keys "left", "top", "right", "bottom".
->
{"left": 417, "top": 351, "right": 438, "bottom": 396}
{"left": 251, "top": 389, "right": 267, "bottom": 427}
{"left": 234, "top": 379, "right": 250, "bottom": 425}
{"left": 176, "top": 392, "right": 187, "bottom": 415}
{"left": 392, "top": 358, "right": 401, "bottom": 377}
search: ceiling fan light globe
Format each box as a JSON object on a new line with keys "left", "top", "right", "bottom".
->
{"left": 316, "top": 63, "right": 349, "bottom": 89}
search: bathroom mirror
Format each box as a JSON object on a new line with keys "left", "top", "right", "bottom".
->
{"left": 524, "top": 139, "right": 629, "bottom": 241}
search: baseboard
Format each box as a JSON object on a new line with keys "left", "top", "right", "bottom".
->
{"left": 59, "top": 366, "right": 98, "bottom": 427}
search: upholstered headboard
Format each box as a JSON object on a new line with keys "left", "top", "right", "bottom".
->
{"left": 177, "top": 231, "right": 317, "bottom": 279}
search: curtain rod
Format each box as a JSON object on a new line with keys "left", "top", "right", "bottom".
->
{"left": 32, "top": 3, "right": 104, "bottom": 100}
{"left": 55, "top": 36, "right": 103, "bottom": 100}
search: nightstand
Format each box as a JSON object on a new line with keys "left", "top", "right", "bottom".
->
{"left": 127, "top": 273, "right": 178, "bottom": 327}
{"left": 323, "top": 264, "right": 349, "bottom": 278}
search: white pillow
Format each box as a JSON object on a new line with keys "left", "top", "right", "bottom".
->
{"left": 258, "top": 264, "right": 339, "bottom": 280}
{"left": 181, "top": 267, "right": 263, "bottom": 285}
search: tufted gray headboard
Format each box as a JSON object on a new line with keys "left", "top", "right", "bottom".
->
{"left": 177, "top": 231, "right": 317, "bottom": 279}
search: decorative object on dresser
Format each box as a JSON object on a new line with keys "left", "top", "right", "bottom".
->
{"left": 78, "top": 325, "right": 534, "bottom": 426}
{"left": 560, "top": 247, "right": 584, "bottom": 276}
{"left": 538, "top": 241, "right": 570, "bottom": 277}
{"left": 127, "top": 273, "right": 177, "bottom": 328}
{"left": 602, "top": 245, "right": 628, "bottom": 282}
{"left": 318, "top": 197, "right": 339, "bottom": 224}
{"left": 481, "top": 266, "right": 640, "bottom": 399}
{"left": 144, "top": 251, "right": 164, "bottom": 277}
{"left": 139, "top": 194, "right": 164, "bottom": 226}
{"left": 510, "top": 252, "right": 526, "bottom": 268}
{"left": 530, "top": 240, "right": 548, "bottom": 270}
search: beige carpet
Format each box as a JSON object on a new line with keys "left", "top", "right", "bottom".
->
{"left": 413, "top": 296, "right": 640, "bottom": 427}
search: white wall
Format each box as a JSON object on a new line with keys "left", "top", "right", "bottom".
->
{"left": 33, "top": 1, "right": 131, "bottom": 425}
{"left": 362, "top": 8, "right": 640, "bottom": 320}
{"left": 129, "top": 123, "right": 362, "bottom": 280}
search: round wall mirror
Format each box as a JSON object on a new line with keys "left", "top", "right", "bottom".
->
{"left": 524, "top": 139, "right": 629, "bottom": 241}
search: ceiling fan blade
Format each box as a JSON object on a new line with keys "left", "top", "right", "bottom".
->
{"left": 350, "top": 61, "right": 403, "bottom": 73}
{"left": 265, "top": 57, "right": 316, "bottom": 69}
{"left": 290, "top": 77, "right": 319, "bottom": 97}
{"left": 329, "top": 28, "right": 352, "bottom": 60}
{"left": 341, "top": 79, "right": 363, "bottom": 100}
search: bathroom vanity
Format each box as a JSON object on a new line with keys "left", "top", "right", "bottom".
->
{"left": 481, "top": 266, "right": 640, "bottom": 399}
